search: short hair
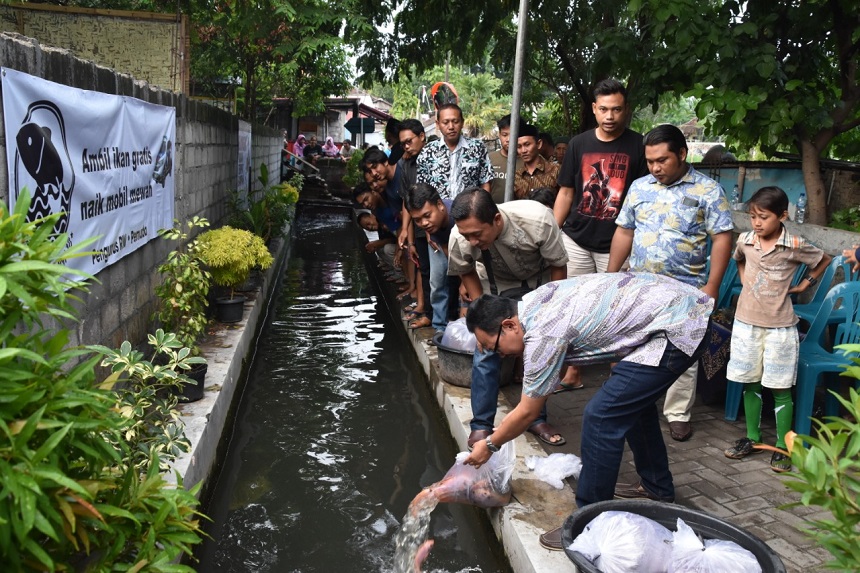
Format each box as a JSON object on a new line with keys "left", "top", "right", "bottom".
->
{"left": 385, "top": 117, "right": 401, "bottom": 137}
{"left": 436, "top": 103, "right": 463, "bottom": 121}
{"left": 528, "top": 187, "right": 557, "bottom": 208}
{"left": 519, "top": 123, "right": 539, "bottom": 139}
{"left": 450, "top": 187, "right": 499, "bottom": 224}
{"left": 343, "top": 139, "right": 352, "bottom": 145}
{"left": 398, "top": 118, "right": 425, "bottom": 137}
{"left": 465, "top": 294, "right": 518, "bottom": 335}
{"left": 352, "top": 182, "right": 372, "bottom": 203}
{"left": 497, "top": 114, "right": 512, "bottom": 130}
{"left": 362, "top": 147, "right": 388, "bottom": 169}
{"left": 643, "top": 124, "right": 688, "bottom": 155}
{"left": 593, "top": 78, "right": 628, "bottom": 103}
{"left": 538, "top": 132, "right": 555, "bottom": 148}
{"left": 747, "top": 186, "right": 789, "bottom": 215}
{"left": 405, "top": 182, "right": 441, "bottom": 211}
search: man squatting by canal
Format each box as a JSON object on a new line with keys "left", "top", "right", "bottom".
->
{"left": 461, "top": 272, "right": 713, "bottom": 544}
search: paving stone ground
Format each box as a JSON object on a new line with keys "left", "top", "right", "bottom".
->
{"left": 500, "top": 364, "right": 833, "bottom": 572}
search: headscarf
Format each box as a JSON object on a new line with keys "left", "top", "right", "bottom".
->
{"left": 322, "top": 137, "right": 340, "bottom": 157}
{"left": 293, "top": 134, "right": 307, "bottom": 158}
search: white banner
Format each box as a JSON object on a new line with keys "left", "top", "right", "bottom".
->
{"left": 2, "top": 67, "right": 175, "bottom": 276}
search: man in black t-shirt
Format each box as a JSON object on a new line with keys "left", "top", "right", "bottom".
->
{"left": 553, "top": 79, "right": 648, "bottom": 277}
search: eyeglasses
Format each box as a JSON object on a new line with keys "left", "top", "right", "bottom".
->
{"left": 490, "top": 316, "right": 511, "bottom": 353}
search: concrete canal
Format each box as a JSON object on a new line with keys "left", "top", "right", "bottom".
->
{"left": 195, "top": 207, "right": 512, "bottom": 572}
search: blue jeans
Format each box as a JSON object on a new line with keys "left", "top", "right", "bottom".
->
{"left": 575, "top": 330, "right": 710, "bottom": 507}
{"left": 428, "top": 245, "right": 450, "bottom": 333}
{"left": 470, "top": 345, "right": 548, "bottom": 432}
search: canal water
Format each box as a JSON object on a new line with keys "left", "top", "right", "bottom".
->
{"left": 195, "top": 210, "right": 511, "bottom": 573}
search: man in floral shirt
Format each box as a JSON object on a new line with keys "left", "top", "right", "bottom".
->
{"left": 416, "top": 104, "right": 493, "bottom": 199}
{"left": 461, "top": 273, "right": 713, "bottom": 549}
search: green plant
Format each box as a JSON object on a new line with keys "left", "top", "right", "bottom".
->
{"left": 230, "top": 163, "right": 299, "bottom": 242}
{"left": 0, "top": 190, "right": 205, "bottom": 570}
{"left": 829, "top": 206, "right": 860, "bottom": 232}
{"left": 342, "top": 148, "right": 366, "bottom": 187}
{"left": 198, "top": 226, "right": 274, "bottom": 297}
{"left": 154, "top": 217, "right": 211, "bottom": 355}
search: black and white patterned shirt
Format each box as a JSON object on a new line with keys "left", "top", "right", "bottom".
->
{"left": 416, "top": 136, "right": 493, "bottom": 199}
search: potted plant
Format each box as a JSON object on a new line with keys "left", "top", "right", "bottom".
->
{"left": 153, "top": 216, "right": 211, "bottom": 401}
{"left": 198, "top": 225, "right": 274, "bottom": 322}
{"left": 229, "top": 163, "right": 301, "bottom": 245}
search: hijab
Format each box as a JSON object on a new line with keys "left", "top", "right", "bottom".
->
{"left": 322, "top": 136, "right": 340, "bottom": 157}
{"left": 293, "top": 134, "right": 307, "bottom": 158}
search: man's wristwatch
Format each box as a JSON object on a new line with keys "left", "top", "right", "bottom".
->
{"left": 804, "top": 275, "right": 818, "bottom": 286}
{"left": 485, "top": 436, "right": 500, "bottom": 453}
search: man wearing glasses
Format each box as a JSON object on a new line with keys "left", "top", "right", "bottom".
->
{"left": 461, "top": 272, "right": 713, "bottom": 550}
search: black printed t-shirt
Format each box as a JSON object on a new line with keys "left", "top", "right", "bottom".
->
{"left": 556, "top": 128, "right": 647, "bottom": 253}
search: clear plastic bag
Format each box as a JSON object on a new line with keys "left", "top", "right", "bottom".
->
{"left": 440, "top": 317, "right": 477, "bottom": 353}
{"left": 525, "top": 453, "right": 582, "bottom": 489}
{"left": 421, "top": 441, "right": 515, "bottom": 508}
{"left": 570, "top": 510, "right": 673, "bottom": 573}
{"left": 669, "top": 518, "right": 762, "bottom": 573}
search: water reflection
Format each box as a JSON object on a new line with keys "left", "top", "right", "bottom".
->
{"left": 196, "top": 213, "right": 510, "bottom": 573}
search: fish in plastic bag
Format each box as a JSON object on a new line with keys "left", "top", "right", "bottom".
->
{"left": 570, "top": 510, "right": 673, "bottom": 573}
{"left": 669, "top": 518, "right": 762, "bottom": 573}
{"left": 440, "top": 317, "right": 477, "bottom": 353}
{"left": 525, "top": 453, "right": 582, "bottom": 489}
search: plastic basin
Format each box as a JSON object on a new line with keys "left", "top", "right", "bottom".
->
{"left": 432, "top": 332, "right": 514, "bottom": 388}
{"left": 561, "top": 499, "right": 786, "bottom": 573}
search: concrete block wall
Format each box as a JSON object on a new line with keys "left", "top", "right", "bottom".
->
{"left": 0, "top": 32, "right": 282, "bottom": 351}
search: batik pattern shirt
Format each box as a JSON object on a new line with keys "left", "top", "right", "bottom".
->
{"left": 616, "top": 166, "right": 734, "bottom": 286}
{"left": 518, "top": 273, "right": 714, "bottom": 398}
{"left": 514, "top": 156, "right": 560, "bottom": 199}
{"left": 416, "top": 136, "right": 493, "bottom": 199}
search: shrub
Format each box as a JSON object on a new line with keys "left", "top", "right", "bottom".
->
{"left": 198, "top": 226, "right": 274, "bottom": 297}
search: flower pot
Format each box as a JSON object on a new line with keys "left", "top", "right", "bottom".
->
{"left": 215, "top": 296, "right": 245, "bottom": 323}
{"left": 178, "top": 362, "right": 207, "bottom": 403}
{"left": 561, "top": 499, "right": 787, "bottom": 573}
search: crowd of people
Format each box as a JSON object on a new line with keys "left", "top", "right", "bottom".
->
{"left": 350, "top": 78, "right": 832, "bottom": 551}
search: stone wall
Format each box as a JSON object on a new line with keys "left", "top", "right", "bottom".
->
{"left": 0, "top": 3, "right": 189, "bottom": 93}
{"left": 0, "top": 32, "right": 282, "bottom": 350}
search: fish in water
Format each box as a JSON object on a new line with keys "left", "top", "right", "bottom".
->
{"left": 412, "top": 540, "right": 434, "bottom": 572}
{"left": 16, "top": 123, "right": 64, "bottom": 195}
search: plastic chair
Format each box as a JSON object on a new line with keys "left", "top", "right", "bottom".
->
{"left": 793, "top": 281, "right": 860, "bottom": 437}
{"left": 716, "top": 258, "right": 741, "bottom": 310}
{"left": 794, "top": 255, "right": 848, "bottom": 325}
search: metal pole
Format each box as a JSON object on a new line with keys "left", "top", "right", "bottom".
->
{"left": 504, "top": 0, "right": 529, "bottom": 203}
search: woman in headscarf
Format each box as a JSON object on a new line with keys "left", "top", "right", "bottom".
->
{"left": 322, "top": 136, "right": 340, "bottom": 158}
{"left": 293, "top": 134, "right": 307, "bottom": 160}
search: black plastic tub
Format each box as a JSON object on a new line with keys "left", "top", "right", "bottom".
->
{"left": 561, "top": 499, "right": 786, "bottom": 573}
{"left": 432, "top": 331, "right": 514, "bottom": 388}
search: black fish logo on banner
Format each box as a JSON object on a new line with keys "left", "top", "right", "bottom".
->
{"left": 13, "top": 100, "right": 75, "bottom": 235}
{"left": 152, "top": 135, "right": 173, "bottom": 187}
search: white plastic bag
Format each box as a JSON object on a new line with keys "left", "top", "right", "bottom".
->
{"left": 525, "top": 453, "right": 582, "bottom": 489}
{"left": 422, "top": 441, "right": 516, "bottom": 508}
{"left": 569, "top": 510, "right": 673, "bottom": 573}
{"left": 440, "top": 317, "right": 477, "bottom": 353}
{"left": 669, "top": 518, "right": 762, "bottom": 573}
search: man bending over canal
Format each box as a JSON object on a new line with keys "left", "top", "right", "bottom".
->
{"left": 461, "top": 273, "right": 713, "bottom": 550}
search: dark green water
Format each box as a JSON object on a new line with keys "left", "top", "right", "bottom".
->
{"left": 195, "top": 211, "right": 511, "bottom": 573}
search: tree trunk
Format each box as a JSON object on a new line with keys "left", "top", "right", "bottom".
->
{"left": 798, "top": 139, "right": 827, "bottom": 226}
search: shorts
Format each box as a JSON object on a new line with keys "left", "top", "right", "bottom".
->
{"left": 726, "top": 320, "right": 798, "bottom": 389}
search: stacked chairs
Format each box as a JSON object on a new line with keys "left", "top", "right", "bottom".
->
{"left": 793, "top": 255, "right": 852, "bottom": 325}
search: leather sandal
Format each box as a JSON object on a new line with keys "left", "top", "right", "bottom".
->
{"left": 528, "top": 422, "right": 566, "bottom": 446}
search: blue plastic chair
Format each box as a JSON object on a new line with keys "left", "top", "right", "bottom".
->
{"left": 793, "top": 281, "right": 860, "bottom": 437}
{"left": 794, "top": 255, "right": 850, "bottom": 325}
{"left": 716, "top": 258, "right": 741, "bottom": 310}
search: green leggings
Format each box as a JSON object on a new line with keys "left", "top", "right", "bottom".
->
{"left": 742, "top": 382, "right": 793, "bottom": 449}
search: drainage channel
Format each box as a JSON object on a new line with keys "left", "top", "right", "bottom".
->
{"left": 195, "top": 207, "right": 511, "bottom": 572}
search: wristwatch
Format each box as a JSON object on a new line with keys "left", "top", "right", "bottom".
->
{"left": 804, "top": 275, "right": 818, "bottom": 286}
{"left": 485, "top": 436, "right": 500, "bottom": 453}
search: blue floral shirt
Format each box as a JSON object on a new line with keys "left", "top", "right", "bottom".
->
{"left": 416, "top": 136, "right": 493, "bottom": 199}
{"left": 518, "top": 273, "right": 713, "bottom": 398}
{"left": 616, "top": 166, "right": 734, "bottom": 286}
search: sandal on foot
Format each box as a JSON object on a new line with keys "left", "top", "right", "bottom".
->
{"left": 552, "top": 381, "right": 584, "bottom": 394}
{"left": 528, "top": 422, "right": 566, "bottom": 446}
{"left": 403, "top": 309, "right": 426, "bottom": 321}
{"left": 408, "top": 315, "right": 431, "bottom": 330}
{"left": 396, "top": 289, "right": 415, "bottom": 301}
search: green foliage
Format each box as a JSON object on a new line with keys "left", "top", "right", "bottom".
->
{"left": 829, "top": 206, "right": 860, "bottom": 233}
{"left": 154, "top": 217, "right": 211, "bottom": 356}
{"left": 343, "top": 148, "right": 366, "bottom": 187}
{"left": 783, "top": 379, "right": 860, "bottom": 570}
{"left": 198, "top": 226, "right": 274, "bottom": 296}
{"left": 0, "top": 190, "right": 205, "bottom": 570}
{"left": 230, "top": 163, "right": 299, "bottom": 243}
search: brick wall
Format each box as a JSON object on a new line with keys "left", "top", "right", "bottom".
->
{"left": 0, "top": 32, "right": 282, "bottom": 350}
